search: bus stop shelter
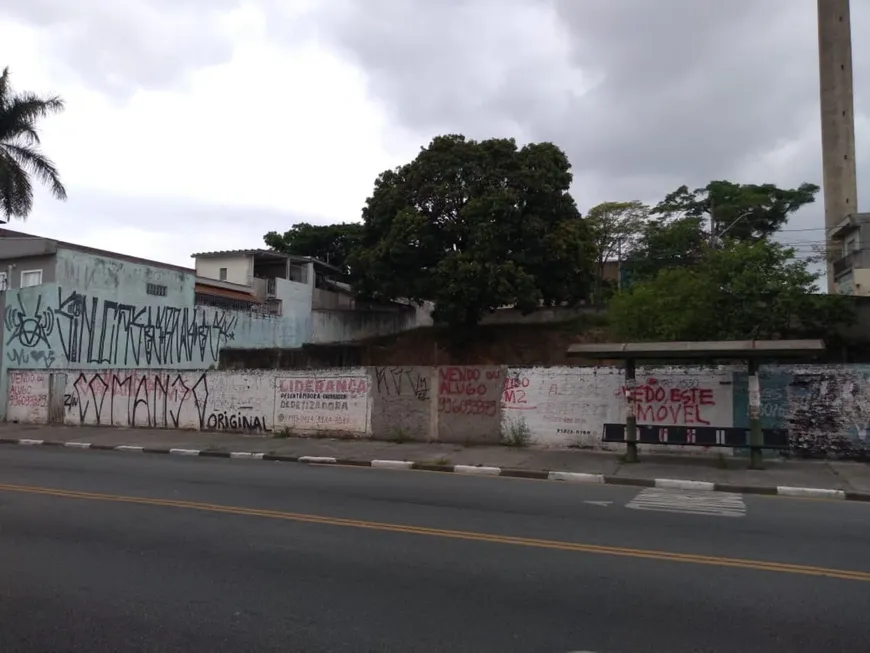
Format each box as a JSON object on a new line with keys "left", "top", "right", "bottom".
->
{"left": 566, "top": 339, "right": 825, "bottom": 469}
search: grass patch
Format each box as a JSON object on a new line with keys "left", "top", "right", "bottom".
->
{"left": 389, "top": 427, "right": 411, "bottom": 443}
{"left": 273, "top": 426, "right": 295, "bottom": 439}
{"left": 501, "top": 418, "right": 532, "bottom": 448}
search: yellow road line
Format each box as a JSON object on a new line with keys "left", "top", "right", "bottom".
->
{"left": 1, "top": 481, "right": 868, "bottom": 582}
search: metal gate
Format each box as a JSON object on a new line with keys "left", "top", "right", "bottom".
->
{"left": 48, "top": 373, "right": 67, "bottom": 424}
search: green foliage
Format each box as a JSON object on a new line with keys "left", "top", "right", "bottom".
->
{"left": 502, "top": 417, "right": 532, "bottom": 447}
{"left": 653, "top": 180, "right": 819, "bottom": 242}
{"left": 264, "top": 222, "right": 363, "bottom": 273}
{"left": 585, "top": 200, "right": 648, "bottom": 301}
{"left": 350, "top": 134, "right": 595, "bottom": 326}
{"left": 608, "top": 239, "right": 855, "bottom": 342}
{"left": 0, "top": 67, "right": 66, "bottom": 221}
{"left": 624, "top": 216, "right": 707, "bottom": 284}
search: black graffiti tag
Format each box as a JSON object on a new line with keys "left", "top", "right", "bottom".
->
{"left": 5, "top": 294, "right": 55, "bottom": 348}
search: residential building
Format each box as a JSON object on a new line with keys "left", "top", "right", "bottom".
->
{"left": 191, "top": 248, "right": 424, "bottom": 344}
{"left": 0, "top": 227, "right": 192, "bottom": 293}
{"left": 191, "top": 248, "right": 355, "bottom": 312}
{"left": 829, "top": 213, "right": 870, "bottom": 295}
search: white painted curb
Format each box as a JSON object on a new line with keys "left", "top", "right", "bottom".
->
{"left": 230, "top": 451, "right": 265, "bottom": 460}
{"left": 371, "top": 460, "right": 415, "bottom": 470}
{"left": 655, "top": 478, "right": 715, "bottom": 491}
{"left": 547, "top": 471, "right": 605, "bottom": 484}
{"left": 776, "top": 486, "right": 846, "bottom": 500}
{"left": 453, "top": 465, "right": 501, "bottom": 476}
{"left": 64, "top": 442, "right": 91, "bottom": 449}
{"left": 169, "top": 448, "right": 200, "bottom": 456}
{"left": 299, "top": 456, "right": 337, "bottom": 464}
{"left": 116, "top": 445, "right": 144, "bottom": 453}
{"left": 18, "top": 439, "right": 44, "bottom": 446}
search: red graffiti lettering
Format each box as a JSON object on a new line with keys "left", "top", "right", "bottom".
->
{"left": 438, "top": 397, "right": 497, "bottom": 416}
{"left": 439, "top": 366, "right": 488, "bottom": 396}
{"left": 620, "top": 378, "right": 717, "bottom": 426}
{"left": 278, "top": 377, "right": 367, "bottom": 396}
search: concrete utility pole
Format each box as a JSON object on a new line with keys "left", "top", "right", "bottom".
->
{"left": 818, "top": 0, "right": 858, "bottom": 293}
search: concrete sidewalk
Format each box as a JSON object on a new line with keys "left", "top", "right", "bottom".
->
{"left": 2, "top": 423, "right": 869, "bottom": 497}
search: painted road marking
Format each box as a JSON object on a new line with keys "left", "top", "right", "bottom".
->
{"left": 627, "top": 488, "right": 746, "bottom": 518}
{"left": 0, "top": 482, "right": 867, "bottom": 582}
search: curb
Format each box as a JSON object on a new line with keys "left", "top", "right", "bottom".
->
{"left": 2, "top": 437, "right": 868, "bottom": 502}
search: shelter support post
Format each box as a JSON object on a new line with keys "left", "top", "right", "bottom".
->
{"left": 624, "top": 358, "right": 638, "bottom": 463}
{"left": 747, "top": 358, "right": 764, "bottom": 470}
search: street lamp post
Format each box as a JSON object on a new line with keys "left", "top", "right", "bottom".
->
{"left": 712, "top": 210, "right": 754, "bottom": 247}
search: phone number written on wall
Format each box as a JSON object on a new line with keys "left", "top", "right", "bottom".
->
{"left": 273, "top": 376, "right": 368, "bottom": 430}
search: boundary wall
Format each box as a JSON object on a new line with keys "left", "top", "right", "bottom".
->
{"left": 7, "top": 364, "right": 869, "bottom": 458}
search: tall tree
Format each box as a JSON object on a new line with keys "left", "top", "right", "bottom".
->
{"left": 350, "top": 134, "right": 595, "bottom": 326}
{"left": 623, "top": 216, "right": 707, "bottom": 285}
{"left": 0, "top": 67, "right": 66, "bottom": 221}
{"left": 609, "top": 239, "right": 854, "bottom": 342}
{"left": 264, "top": 222, "right": 363, "bottom": 273}
{"left": 653, "top": 180, "right": 819, "bottom": 242}
{"left": 585, "top": 200, "right": 648, "bottom": 301}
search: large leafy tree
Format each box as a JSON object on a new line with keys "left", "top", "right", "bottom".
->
{"left": 0, "top": 67, "right": 67, "bottom": 221}
{"left": 653, "top": 180, "right": 819, "bottom": 242}
{"left": 609, "top": 239, "right": 854, "bottom": 342}
{"left": 623, "top": 216, "right": 708, "bottom": 285}
{"left": 585, "top": 200, "right": 648, "bottom": 301}
{"left": 350, "top": 134, "right": 595, "bottom": 326}
{"left": 264, "top": 222, "right": 363, "bottom": 273}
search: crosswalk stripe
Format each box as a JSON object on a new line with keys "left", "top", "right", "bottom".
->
{"left": 626, "top": 488, "right": 747, "bottom": 517}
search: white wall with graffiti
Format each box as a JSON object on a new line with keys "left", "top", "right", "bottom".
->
{"left": 7, "top": 368, "right": 372, "bottom": 435}
{"left": 4, "top": 250, "right": 238, "bottom": 372}
{"left": 5, "top": 363, "right": 870, "bottom": 459}
{"left": 501, "top": 366, "right": 734, "bottom": 449}
{"left": 0, "top": 249, "right": 311, "bottom": 420}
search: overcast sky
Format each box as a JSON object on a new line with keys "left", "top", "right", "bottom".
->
{"left": 1, "top": 0, "right": 868, "bottom": 271}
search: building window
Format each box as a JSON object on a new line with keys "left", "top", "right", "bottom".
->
{"left": 219, "top": 267, "right": 228, "bottom": 281}
{"left": 20, "top": 269, "right": 42, "bottom": 287}
{"left": 0, "top": 272, "right": 6, "bottom": 291}
{"left": 146, "top": 283, "right": 167, "bottom": 297}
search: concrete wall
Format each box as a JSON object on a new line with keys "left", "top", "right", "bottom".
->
{"left": 436, "top": 365, "right": 504, "bottom": 443}
{"left": 195, "top": 255, "right": 252, "bottom": 286}
{"left": 8, "top": 362, "right": 870, "bottom": 459}
{"left": 371, "top": 366, "right": 433, "bottom": 440}
{"left": 312, "top": 288, "right": 354, "bottom": 309}
{"left": 0, "top": 250, "right": 316, "bottom": 419}
{"left": 311, "top": 308, "right": 418, "bottom": 344}
{"left": 3, "top": 249, "right": 211, "bottom": 371}
{"left": 502, "top": 366, "right": 734, "bottom": 454}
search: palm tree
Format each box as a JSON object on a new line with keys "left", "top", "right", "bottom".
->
{"left": 0, "top": 67, "right": 67, "bottom": 222}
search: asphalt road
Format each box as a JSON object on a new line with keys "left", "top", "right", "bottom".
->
{"left": 1, "top": 447, "right": 869, "bottom": 653}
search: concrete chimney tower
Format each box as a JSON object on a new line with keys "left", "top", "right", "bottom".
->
{"left": 818, "top": 0, "right": 860, "bottom": 293}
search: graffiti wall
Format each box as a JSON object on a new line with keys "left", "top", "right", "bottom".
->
{"left": 4, "top": 284, "right": 239, "bottom": 370}
{"left": 732, "top": 366, "right": 870, "bottom": 459}
{"left": 3, "top": 246, "right": 236, "bottom": 373}
{"left": 502, "top": 366, "right": 733, "bottom": 450}
{"left": 371, "top": 366, "right": 432, "bottom": 440}
{"left": 7, "top": 371, "right": 49, "bottom": 424}
{"left": 8, "top": 369, "right": 275, "bottom": 431}
{"left": 273, "top": 369, "right": 371, "bottom": 435}
{"left": 6, "top": 362, "right": 870, "bottom": 458}
{"left": 436, "top": 365, "right": 504, "bottom": 443}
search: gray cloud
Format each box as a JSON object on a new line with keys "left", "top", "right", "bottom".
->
{"left": 5, "top": 0, "right": 870, "bottom": 273}
{"left": 15, "top": 188, "right": 329, "bottom": 267}
{"left": 1, "top": 0, "right": 241, "bottom": 97}
{"left": 294, "top": 0, "right": 870, "bottom": 230}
